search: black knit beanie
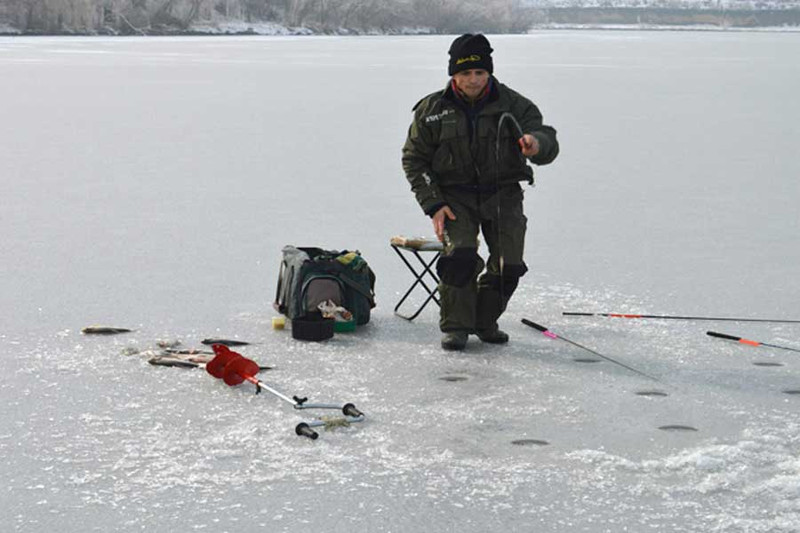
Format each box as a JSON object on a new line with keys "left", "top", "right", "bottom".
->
{"left": 448, "top": 34, "right": 494, "bottom": 76}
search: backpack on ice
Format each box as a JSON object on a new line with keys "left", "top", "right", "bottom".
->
{"left": 273, "top": 246, "right": 376, "bottom": 326}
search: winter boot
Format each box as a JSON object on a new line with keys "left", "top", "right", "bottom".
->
{"left": 441, "top": 332, "right": 468, "bottom": 351}
{"left": 476, "top": 327, "right": 509, "bottom": 344}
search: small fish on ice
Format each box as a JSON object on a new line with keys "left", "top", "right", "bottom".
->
{"left": 81, "top": 326, "right": 133, "bottom": 335}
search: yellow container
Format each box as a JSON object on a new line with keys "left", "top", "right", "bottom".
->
{"left": 272, "top": 316, "right": 286, "bottom": 330}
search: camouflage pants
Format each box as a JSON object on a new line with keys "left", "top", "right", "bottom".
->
{"left": 436, "top": 184, "right": 528, "bottom": 333}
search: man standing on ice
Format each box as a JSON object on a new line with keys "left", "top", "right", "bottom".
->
{"left": 402, "top": 34, "right": 559, "bottom": 351}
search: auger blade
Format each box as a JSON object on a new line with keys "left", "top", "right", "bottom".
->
{"left": 206, "top": 344, "right": 240, "bottom": 378}
{"left": 223, "top": 356, "right": 260, "bottom": 386}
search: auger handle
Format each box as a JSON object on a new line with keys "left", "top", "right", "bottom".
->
{"left": 342, "top": 403, "right": 363, "bottom": 418}
{"left": 707, "top": 331, "right": 741, "bottom": 341}
{"left": 521, "top": 319, "right": 548, "bottom": 332}
{"left": 295, "top": 423, "right": 319, "bottom": 440}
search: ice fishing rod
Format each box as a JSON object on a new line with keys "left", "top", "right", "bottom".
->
{"left": 521, "top": 318, "right": 659, "bottom": 381}
{"left": 206, "top": 344, "right": 365, "bottom": 440}
{"left": 497, "top": 111, "right": 525, "bottom": 154}
{"left": 563, "top": 312, "right": 800, "bottom": 324}
{"left": 493, "top": 112, "right": 528, "bottom": 303}
{"left": 707, "top": 331, "right": 800, "bottom": 354}
{"left": 494, "top": 112, "right": 525, "bottom": 296}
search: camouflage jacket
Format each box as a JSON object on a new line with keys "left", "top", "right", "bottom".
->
{"left": 402, "top": 78, "right": 559, "bottom": 215}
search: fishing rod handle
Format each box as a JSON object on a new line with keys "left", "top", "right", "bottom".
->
{"left": 562, "top": 312, "right": 594, "bottom": 316}
{"left": 707, "top": 331, "right": 741, "bottom": 341}
{"left": 295, "top": 423, "right": 319, "bottom": 440}
{"left": 521, "top": 318, "right": 548, "bottom": 332}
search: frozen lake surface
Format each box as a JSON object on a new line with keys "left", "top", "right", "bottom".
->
{"left": 1, "top": 32, "right": 800, "bottom": 532}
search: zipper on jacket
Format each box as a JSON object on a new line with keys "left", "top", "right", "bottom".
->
{"left": 471, "top": 116, "right": 481, "bottom": 182}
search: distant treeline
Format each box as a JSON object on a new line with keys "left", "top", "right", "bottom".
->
{"left": 0, "top": 0, "right": 536, "bottom": 35}
{"left": 1, "top": 0, "right": 797, "bottom": 34}
{"left": 539, "top": 6, "right": 800, "bottom": 26}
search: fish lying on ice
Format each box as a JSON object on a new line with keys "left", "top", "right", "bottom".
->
{"left": 165, "top": 347, "right": 214, "bottom": 355}
{"left": 200, "top": 338, "right": 252, "bottom": 346}
{"left": 82, "top": 326, "right": 133, "bottom": 335}
{"left": 148, "top": 353, "right": 213, "bottom": 368}
{"left": 148, "top": 352, "right": 272, "bottom": 371}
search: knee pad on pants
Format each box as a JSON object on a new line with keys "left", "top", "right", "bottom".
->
{"left": 437, "top": 248, "right": 480, "bottom": 288}
{"left": 481, "top": 263, "right": 528, "bottom": 294}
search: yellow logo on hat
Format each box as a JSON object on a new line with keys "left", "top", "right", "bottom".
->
{"left": 456, "top": 54, "right": 481, "bottom": 65}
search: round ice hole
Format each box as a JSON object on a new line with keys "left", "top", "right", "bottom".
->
{"left": 753, "top": 362, "right": 784, "bottom": 367}
{"left": 573, "top": 358, "right": 601, "bottom": 363}
{"left": 635, "top": 390, "right": 668, "bottom": 397}
{"left": 439, "top": 376, "right": 468, "bottom": 382}
{"left": 511, "top": 439, "right": 550, "bottom": 446}
{"left": 658, "top": 425, "right": 698, "bottom": 432}
{"left": 782, "top": 389, "right": 800, "bottom": 395}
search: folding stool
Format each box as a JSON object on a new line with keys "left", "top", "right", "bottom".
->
{"left": 389, "top": 236, "right": 444, "bottom": 321}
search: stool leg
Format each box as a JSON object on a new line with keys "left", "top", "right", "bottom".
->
{"left": 409, "top": 249, "right": 441, "bottom": 310}
{"left": 392, "top": 246, "right": 441, "bottom": 321}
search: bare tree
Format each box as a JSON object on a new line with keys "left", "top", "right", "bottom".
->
{"left": 0, "top": 0, "right": 539, "bottom": 34}
{"left": 285, "top": 0, "right": 314, "bottom": 26}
